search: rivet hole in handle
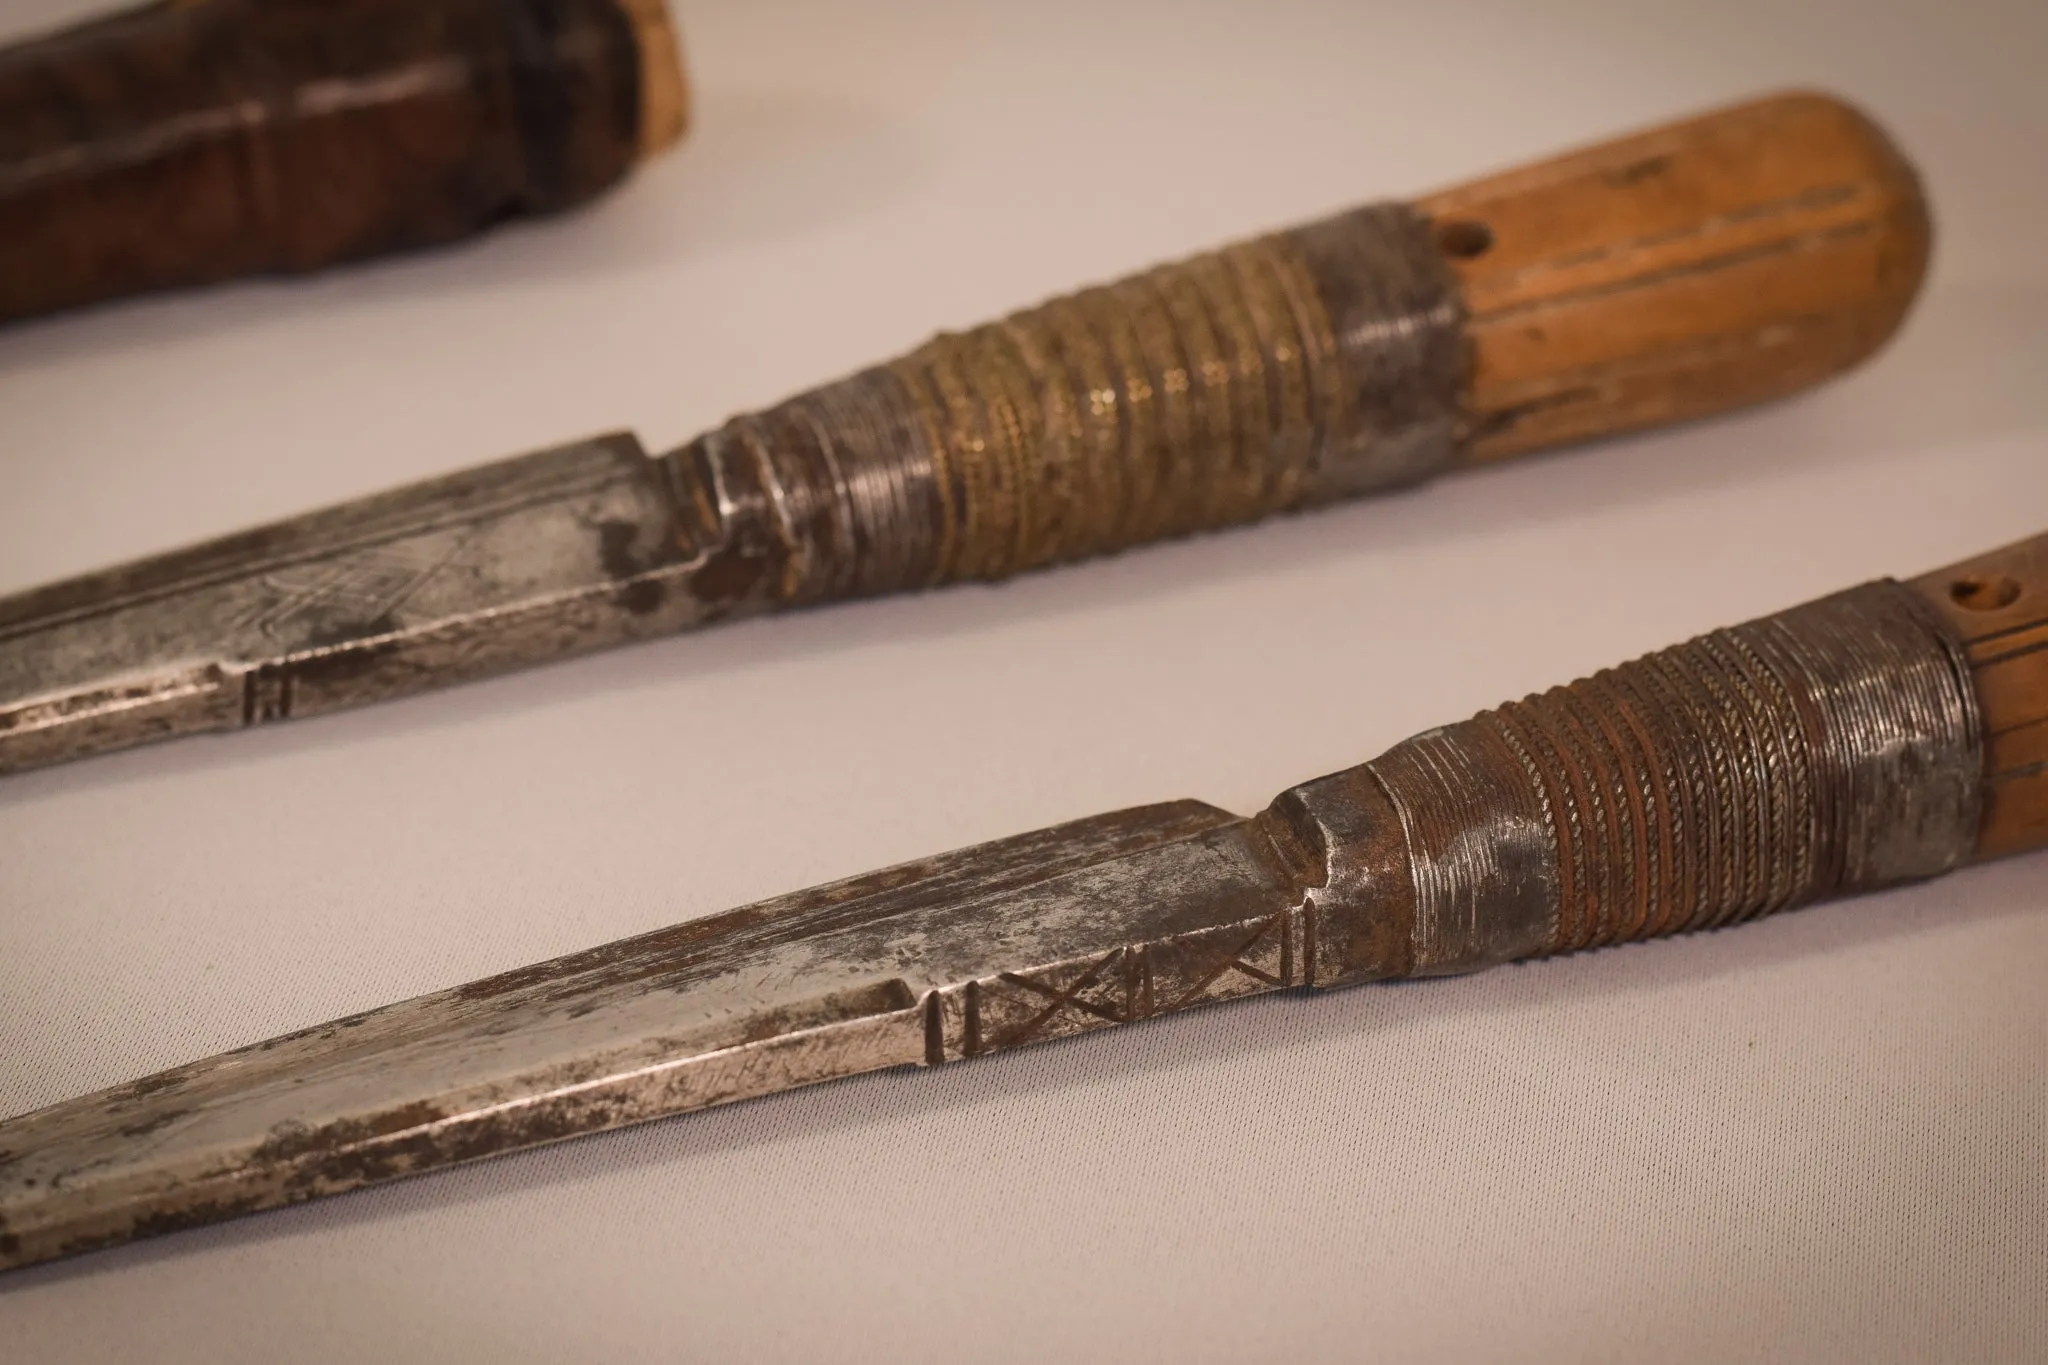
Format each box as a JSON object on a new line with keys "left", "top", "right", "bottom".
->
{"left": 1412, "top": 91, "right": 1932, "bottom": 460}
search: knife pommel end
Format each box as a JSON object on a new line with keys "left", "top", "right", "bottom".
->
{"left": 1414, "top": 90, "right": 1931, "bottom": 460}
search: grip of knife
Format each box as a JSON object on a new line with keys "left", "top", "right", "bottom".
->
{"left": 1283, "top": 543, "right": 2028, "bottom": 986}
{"left": 679, "top": 92, "right": 1928, "bottom": 608}
{"left": 1414, "top": 91, "right": 1930, "bottom": 460}
{"left": 0, "top": 0, "right": 689, "bottom": 323}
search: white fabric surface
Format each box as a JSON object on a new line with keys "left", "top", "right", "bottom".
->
{"left": 2, "top": 0, "right": 2045, "bottom": 1359}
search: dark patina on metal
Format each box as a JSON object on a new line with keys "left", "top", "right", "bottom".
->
{"left": 0, "top": 576, "right": 1986, "bottom": 1273}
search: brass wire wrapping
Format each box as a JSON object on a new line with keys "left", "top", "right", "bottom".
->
{"left": 681, "top": 203, "right": 1466, "bottom": 601}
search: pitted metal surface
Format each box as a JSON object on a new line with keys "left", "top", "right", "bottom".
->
{"left": 0, "top": 433, "right": 731, "bottom": 775}
{"left": 0, "top": 802, "right": 1316, "bottom": 1272}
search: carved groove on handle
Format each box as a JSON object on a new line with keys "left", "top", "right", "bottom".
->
{"left": 1364, "top": 581, "right": 1983, "bottom": 976}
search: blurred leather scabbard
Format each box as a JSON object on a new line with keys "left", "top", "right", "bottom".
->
{"left": 0, "top": 0, "right": 688, "bottom": 322}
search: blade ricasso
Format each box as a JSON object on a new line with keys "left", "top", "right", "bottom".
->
{"left": 1261, "top": 763, "right": 1418, "bottom": 987}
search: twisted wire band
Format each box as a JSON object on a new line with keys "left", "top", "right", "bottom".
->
{"left": 680, "top": 203, "right": 1466, "bottom": 602}
{"left": 1365, "top": 581, "right": 1984, "bottom": 975}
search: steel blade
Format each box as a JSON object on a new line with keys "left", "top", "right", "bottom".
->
{"left": 0, "top": 798, "right": 1320, "bottom": 1272}
{"left": 0, "top": 433, "right": 772, "bottom": 776}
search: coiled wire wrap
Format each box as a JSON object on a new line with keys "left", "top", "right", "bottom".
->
{"left": 682, "top": 203, "right": 1467, "bottom": 602}
{"left": 1364, "top": 581, "right": 1984, "bottom": 974}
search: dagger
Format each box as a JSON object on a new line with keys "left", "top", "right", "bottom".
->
{"left": 0, "top": 90, "right": 1929, "bottom": 776}
{"left": 3, "top": 529, "right": 2042, "bottom": 1273}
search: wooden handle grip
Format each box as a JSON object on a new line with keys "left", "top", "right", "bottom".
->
{"left": 1908, "top": 532, "right": 2048, "bottom": 862}
{"left": 1414, "top": 92, "right": 1931, "bottom": 460}
{"left": 670, "top": 93, "right": 1934, "bottom": 604}
{"left": 0, "top": 0, "right": 688, "bottom": 323}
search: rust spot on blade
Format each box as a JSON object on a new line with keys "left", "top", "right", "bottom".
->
{"left": 597, "top": 518, "right": 669, "bottom": 616}
{"left": 251, "top": 1099, "right": 450, "bottom": 1166}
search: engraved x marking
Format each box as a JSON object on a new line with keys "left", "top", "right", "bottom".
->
{"left": 990, "top": 914, "right": 1289, "bottom": 1050}
{"left": 243, "top": 528, "right": 478, "bottom": 641}
{"left": 994, "top": 947, "right": 1132, "bottom": 1048}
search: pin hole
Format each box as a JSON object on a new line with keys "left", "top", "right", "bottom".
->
{"left": 1950, "top": 575, "right": 2022, "bottom": 611}
{"left": 1435, "top": 218, "right": 1494, "bottom": 259}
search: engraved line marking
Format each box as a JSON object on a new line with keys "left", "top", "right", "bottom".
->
{"left": 1968, "top": 633, "right": 2048, "bottom": 669}
{"left": 1474, "top": 309, "right": 1850, "bottom": 406}
{"left": 1953, "top": 614, "right": 2048, "bottom": 649}
{"left": 921, "top": 992, "right": 944, "bottom": 1067}
{"left": 245, "top": 527, "right": 480, "bottom": 641}
{"left": 1303, "top": 897, "right": 1319, "bottom": 988}
{"left": 1419, "top": 125, "right": 1705, "bottom": 210}
{"left": 1164, "top": 919, "right": 1284, "bottom": 1011}
{"left": 994, "top": 950, "right": 1128, "bottom": 1047}
{"left": 1121, "top": 945, "right": 1143, "bottom": 1029}
{"left": 1988, "top": 713, "right": 2048, "bottom": 740}
{"left": 963, "top": 979, "right": 982, "bottom": 1058}
{"left": 1279, "top": 904, "right": 1295, "bottom": 989}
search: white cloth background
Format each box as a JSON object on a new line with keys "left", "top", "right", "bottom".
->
{"left": 1, "top": 0, "right": 2044, "bottom": 1360}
